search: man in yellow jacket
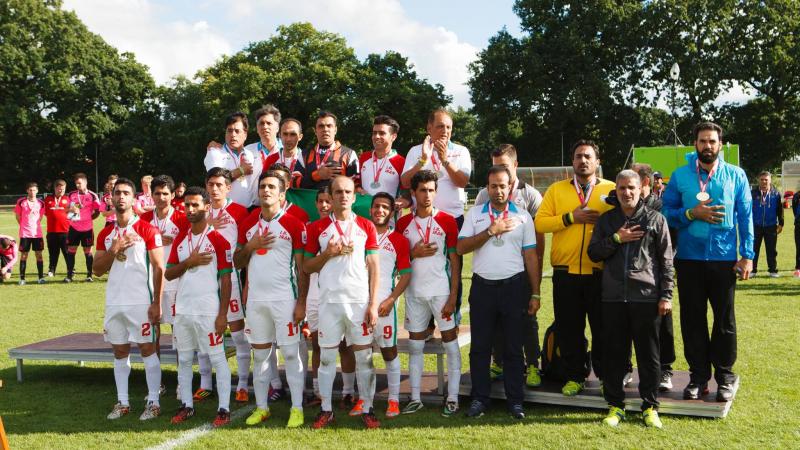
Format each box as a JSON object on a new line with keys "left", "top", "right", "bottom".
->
{"left": 534, "top": 140, "right": 615, "bottom": 396}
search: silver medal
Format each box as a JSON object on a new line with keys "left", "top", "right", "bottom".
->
{"left": 696, "top": 192, "right": 710, "bottom": 202}
{"left": 370, "top": 181, "right": 381, "bottom": 189}
{"left": 492, "top": 238, "right": 504, "bottom": 247}
{"left": 188, "top": 266, "right": 199, "bottom": 273}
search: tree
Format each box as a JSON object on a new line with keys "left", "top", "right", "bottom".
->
{"left": 0, "top": 0, "right": 157, "bottom": 192}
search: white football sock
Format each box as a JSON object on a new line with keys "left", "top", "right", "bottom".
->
{"left": 268, "top": 347, "right": 283, "bottom": 389}
{"left": 385, "top": 356, "right": 401, "bottom": 402}
{"left": 178, "top": 351, "right": 195, "bottom": 409}
{"left": 354, "top": 348, "right": 375, "bottom": 411}
{"left": 312, "top": 377, "right": 319, "bottom": 397}
{"left": 113, "top": 356, "right": 131, "bottom": 406}
{"left": 252, "top": 348, "right": 272, "bottom": 410}
{"left": 142, "top": 353, "right": 161, "bottom": 406}
{"left": 231, "top": 330, "right": 251, "bottom": 390}
{"left": 210, "top": 351, "right": 232, "bottom": 411}
{"left": 408, "top": 339, "right": 425, "bottom": 402}
{"left": 443, "top": 339, "right": 462, "bottom": 403}
{"left": 198, "top": 353, "right": 213, "bottom": 390}
{"left": 281, "top": 343, "right": 304, "bottom": 409}
{"left": 342, "top": 371, "right": 355, "bottom": 396}
{"left": 318, "top": 347, "right": 338, "bottom": 412}
{"left": 299, "top": 337, "right": 309, "bottom": 382}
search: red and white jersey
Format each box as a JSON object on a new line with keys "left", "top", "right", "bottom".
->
{"left": 44, "top": 195, "right": 70, "bottom": 234}
{"left": 168, "top": 226, "right": 233, "bottom": 316}
{"left": 67, "top": 189, "right": 102, "bottom": 232}
{"left": 101, "top": 193, "right": 116, "bottom": 225}
{"left": 262, "top": 150, "right": 306, "bottom": 188}
{"left": 375, "top": 229, "right": 412, "bottom": 301}
{"left": 304, "top": 213, "right": 378, "bottom": 304}
{"left": 283, "top": 201, "right": 310, "bottom": 224}
{"left": 205, "top": 144, "right": 259, "bottom": 208}
{"left": 15, "top": 197, "right": 45, "bottom": 239}
{"left": 239, "top": 210, "right": 306, "bottom": 302}
{"left": 209, "top": 200, "right": 248, "bottom": 298}
{"left": 141, "top": 208, "right": 189, "bottom": 292}
{"left": 395, "top": 209, "right": 459, "bottom": 297}
{"left": 356, "top": 150, "right": 406, "bottom": 197}
{"left": 171, "top": 197, "right": 186, "bottom": 214}
{"left": 97, "top": 217, "right": 163, "bottom": 306}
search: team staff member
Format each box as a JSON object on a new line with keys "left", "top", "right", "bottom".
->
{"left": 65, "top": 172, "right": 102, "bottom": 283}
{"left": 588, "top": 170, "right": 673, "bottom": 429}
{"left": 44, "top": 179, "right": 70, "bottom": 277}
{"left": 93, "top": 177, "right": 164, "bottom": 421}
{"left": 166, "top": 187, "right": 234, "bottom": 428}
{"left": 15, "top": 182, "right": 46, "bottom": 285}
{"left": 474, "top": 144, "right": 545, "bottom": 387}
{"left": 458, "top": 166, "right": 541, "bottom": 420}
{"left": 261, "top": 118, "right": 306, "bottom": 188}
{"left": 662, "top": 122, "right": 753, "bottom": 402}
{"left": 751, "top": 171, "right": 783, "bottom": 277}
{"left": 203, "top": 112, "right": 259, "bottom": 208}
{"left": 300, "top": 111, "right": 359, "bottom": 190}
{"left": 534, "top": 140, "right": 615, "bottom": 396}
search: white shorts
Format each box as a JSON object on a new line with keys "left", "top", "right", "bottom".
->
{"left": 404, "top": 295, "right": 456, "bottom": 333}
{"left": 227, "top": 295, "right": 245, "bottom": 322}
{"left": 104, "top": 305, "right": 156, "bottom": 345}
{"left": 174, "top": 314, "right": 226, "bottom": 355}
{"left": 306, "top": 296, "right": 319, "bottom": 332}
{"left": 318, "top": 302, "right": 372, "bottom": 348}
{"left": 374, "top": 306, "right": 399, "bottom": 348}
{"left": 161, "top": 290, "right": 177, "bottom": 325}
{"left": 244, "top": 300, "right": 300, "bottom": 346}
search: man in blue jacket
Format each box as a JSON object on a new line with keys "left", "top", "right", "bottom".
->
{"left": 751, "top": 171, "right": 784, "bottom": 277}
{"left": 662, "top": 122, "right": 754, "bottom": 402}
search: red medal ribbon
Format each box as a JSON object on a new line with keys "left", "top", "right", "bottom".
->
{"left": 695, "top": 159, "right": 718, "bottom": 195}
{"left": 330, "top": 213, "right": 354, "bottom": 247}
{"left": 572, "top": 175, "right": 595, "bottom": 207}
{"left": 413, "top": 211, "right": 434, "bottom": 244}
{"left": 372, "top": 151, "right": 390, "bottom": 184}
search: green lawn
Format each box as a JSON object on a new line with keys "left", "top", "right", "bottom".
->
{"left": 0, "top": 211, "right": 798, "bottom": 449}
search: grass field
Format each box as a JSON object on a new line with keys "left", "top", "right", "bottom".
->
{"left": 0, "top": 210, "right": 798, "bottom": 449}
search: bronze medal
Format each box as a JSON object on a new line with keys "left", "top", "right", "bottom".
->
{"left": 115, "top": 252, "right": 127, "bottom": 262}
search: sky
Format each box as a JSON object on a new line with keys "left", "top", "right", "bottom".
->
{"left": 61, "top": 0, "right": 524, "bottom": 108}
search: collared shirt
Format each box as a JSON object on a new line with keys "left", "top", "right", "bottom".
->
{"left": 474, "top": 180, "right": 543, "bottom": 220}
{"left": 459, "top": 202, "right": 536, "bottom": 280}
{"left": 204, "top": 144, "right": 259, "bottom": 208}
{"left": 15, "top": 197, "right": 45, "bottom": 238}
{"left": 402, "top": 141, "right": 472, "bottom": 217}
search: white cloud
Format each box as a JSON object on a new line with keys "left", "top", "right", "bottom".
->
{"left": 62, "top": 0, "right": 232, "bottom": 85}
{"left": 62, "top": 0, "right": 478, "bottom": 106}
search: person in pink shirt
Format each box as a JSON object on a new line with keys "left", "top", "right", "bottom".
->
{"left": 102, "top": 174, "right": 119, "bottom": 227}
{"left": 14, "top": 182, "right": 46, "bottom": 285}
{"left": 0, "top": 235, "right": 18, "bottom": 282}
{"left": 65, "top": 172, "right": 103, "bottom": 283}
{"left": 135, "top": 175, "right": 156, "bottom": 215}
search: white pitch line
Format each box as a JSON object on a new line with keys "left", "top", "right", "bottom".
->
{"left": 147, "top": 406, "right": 253, "bottom": 450}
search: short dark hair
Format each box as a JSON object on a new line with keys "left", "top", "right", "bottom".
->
{"left": 54, "top": 178, "right": 66, "bottom": 186}
{"left": 267, "top": 163, "right": 291, "bottom": 186}
{"left": 758, "top": 171, "right": 772, "bottom": 178}
{"left": 373, "top": 115, "right": 399, "bottom": 134}
{"left": 631, "top": 163, "right": 653, "bottom": 186}
{"left": 183, "top": 186, "right": 210, "bottom": 204}
{"left": 73, "top": 172, "right": 87, "bottom": 181}
{"left": 113, "top": 177, "right": 137, "bottom": 193}
{"left": 571, "top": 139, "right": 600, "bottom": 159}
{"left": 427, "top": 108, "right": 451, "bottom": 124}
{"left": 411, "top": 170, "right": 438, "bottom": 191}
{"left": 177, "top": 181, "right": 187, "bottom": 189}
{"left": 371, "top": 192, "right": 396, "bottom": 211}
{"left": 254, "top": 104, "right": 281, "bottom": 124}
{"left": 258, "top": 170, "right": 287, "bottom": 193}
{"left": 693, "top": 121, "right": 723, "bottom": 141}
{"left": 0, "top": 237, "right": 10, "bottom": 248}
{"left": 106, "top": 174, "right": 119, "bottom": 181}
{"left": 225, "top": 112, "right": 249, "bottom": 131}
{"left": 487, "top": 165, "right": 512, "bottom": 184}
{"left": 206, "top": 167, "right": 233, "bottom": 185}
{"left": 26, "top": 181, "right": 38, "bottom": 189}
{"left": 491, "top": 143, "right": 517, "bottom": 161}
{"left": 280, "top": 118, "right": 303, "bottom": 131}
{"left": 315, "top": 185, "right": 331, "bottom": 201}
{"left": 150, "top": 175, "right": 175, "bottom": 193}
{"left": 317, "top": 110, "right": 338, "bottom": 126}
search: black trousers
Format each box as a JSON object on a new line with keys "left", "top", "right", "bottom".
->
{"left": 627, "top": 312, "right": 675, "bottom": 374}
{"left": 46, "top": 232, "right": 68, "bottom": 272}
{"left": 602, "top": 302, "right": 661, "bottom": 410}
{"left": 491, "top": 277, "right": 539, "bottom": 368}
{"left": 469, "top": 273, "right": 528, "bottom": 406}
{"left": 552, "top": 270, "right": 603, "bottom": 382}
{"left": 675, "top": 260, "right": 738, "bottom": 385}
{"left": 753, "top": 225, "right": 778, "bottom": 273}
{"left": 794, "top": 223, "right": 800, "bottom": 270}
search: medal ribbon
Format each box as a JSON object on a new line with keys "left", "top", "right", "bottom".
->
{"left": 257, "top": 209, "right": 284, "bottom": 238}
{"left": 188, "top": 224, "right": 211, "bottom": 254}
{"left": 377, "top": 228, "right": 392, "bottom": 247}
{"left": 488, "top": 203, "right": 509, "bottom": 226}
{"left": 695, "top": 159, "right": 718, "bottom": 195}
{"left": 314, "top": 143, "right": 337, "bottom": 168}
{"left": 330, "top": 213, "right": 354, "bottom": 247}
{"left": 372, "top": 152, "right": 390, "bottom": 184}
{"left": 572, "top": 175, "right": 595, "bottom": 206}
{"left": 413, "top": 212, "right": 434, "bottom": 244}
{"left": 280, "top": 149, "right": 298, "bottom": 173}
{"left": 224, "top": 144, "right": 241, "bottom": 169}
{"left": 153, "top": 207, "right": 173, "bottom": 234}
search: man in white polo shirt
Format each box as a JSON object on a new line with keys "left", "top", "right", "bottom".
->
{"left": 203, "top": 112, "right": 258, "bottom": 208}
{"left": 92, "top": 177, "right": 165, "bottom": 421}
{"left": 165, "top": 186, "right": 234, "bottom": 428}
{"left": 401, "top": 108, "right": 471, "bottom": 322}
{"left": 235, "top": 170, "right": 309, "bottom": 429}
{"left": 303, "top": 176, "right": 381, "bottom": 430}
{"left": 457, "top": 165, "right": 542, "bottom": 420}
{"left": 395, "top": 170, "right": 462, "bottom": 418}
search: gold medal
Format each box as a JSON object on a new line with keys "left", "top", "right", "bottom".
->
{"left": 115, "top": 252, "right": 127, "bottom": 262}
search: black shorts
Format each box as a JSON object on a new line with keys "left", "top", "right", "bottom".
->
{"left": 67, "top": 228, "right": 94, "bottom": 248}
{"left": 20, "top": 237, "right": 44, "bottom": 252}
{"left": 0, "top": 254, "right": 11, "bottom": 274}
